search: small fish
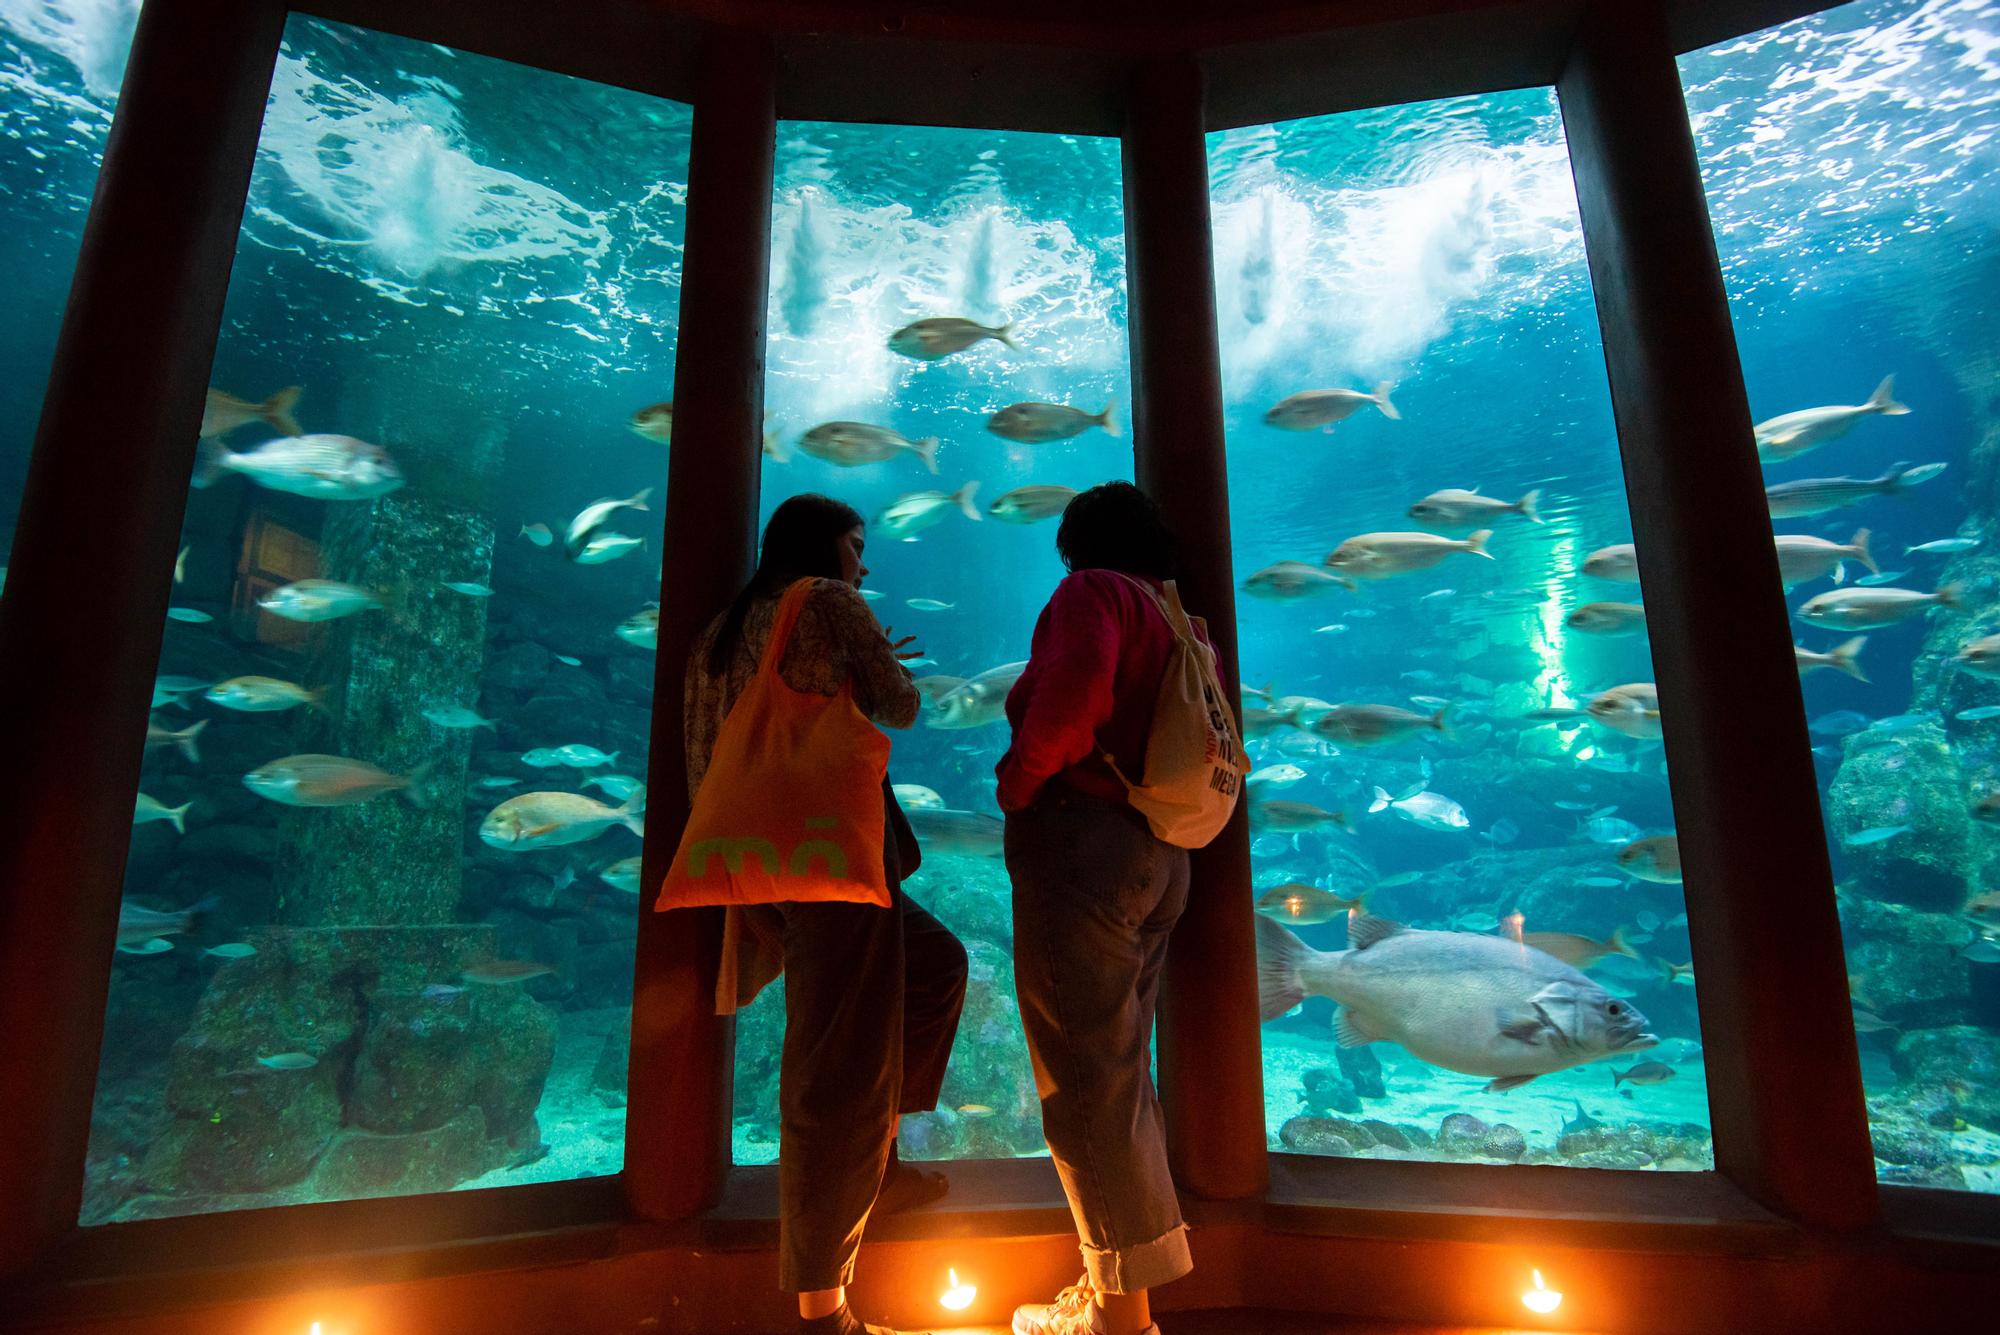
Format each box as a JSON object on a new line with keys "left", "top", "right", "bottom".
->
{"left": 555, "top": 654, "right": 582, "bottom": 667}
{"left": 987, "top": 399, "right": 1117, "bottom": 444}
{"left": 1481, "top": 817, "right": 1520, "bottom": 846}
{"left": 1856, "top": 569, "right": 1909, "bottom": 586}
{"left": 204, "top": 943, "right": 257, "bottom": 959}
{"left": 1407, "top": 487, "right": 1541, "bottom": 530}
{"left": 1809, "top": 709, "right": 1872, "bottom": 736}
{"left": 1244, "top": 560, "right": 1352, "bottom": 600}
{"left": 116, "top": 938, "right": 173, "bottom": 956}
{"left": 462, "top": 960, "right": 556, "bottom": 985}
{"left": 1373, "top": 870, "right": 1426, "bottom": 889}
{"left": 257, "top": 579, "right": 382, "bottom": 623}
{"left": 1956, "top": 706, "right": 2000, "bottom": 722}
{"left": 206, "top": 676, "right": 322, "bottom": 713}
{"left": 1798, "top": 584, "right": 1960, "bottom": 630}
{"left": 891, "top": 783, "right": 946, "bottom": 810}
{"left": 1755, "top": 376, "right": 1908, "bottom": 461}
{"left": 1766, "top": 462, "right": 1946, "bottom": 519}
{"left": 1616, "top": 835, "right": 1682, "bottom": 883}
{"left": 174, "top": 546, "right": 188, "bottom": 584}
{"left": 1955, "top": 632, "right": 2000, "bottom": 680}
{"left": 1522, "top": 927, "right": 1638, "bottom": 969}
{"left": 1368, "top": 783, "right": 1470, "bottom": 833}
{"left": 1612, "top": 1060, "right": 1676, "bottom": 1087}
{"left": 555, "top": 743, "right": 619, "bottom": 768}
{"left": 133, "top": 793, "right": 191, "bottom": 833}
{"left": 1247, "top": 763, "right": 1307, "bottom": 788}
{"left": 585, "top": 773, "right": 647, "bottom": 801}
{"left": 1907, "top": 537, "right": 1982, "bottom": 555}
{"left": 1251, "top": 800, "right": 1351, "bottom": 833}
{"left": 1566, "top": 602, "right": 1646, "bottom": 636}
{"left": 1559, "top": 1099, "right": 1604, "bottom": 1137}
{"left": 617, "top": 606, "right": 659, "bottom": 651}
{"left": 152, "top": 674, "right": 212, "bottom": 703}
{"left": 1313, "top": 623, "right": 1349, "bottom": 635}
{"left": 1636, "top": 911, "right": 1662, "bottom": 932}
{"left": 145, "top": 718, "right": 206, "bottom": 762}
{"left": 989, "top": 484, "right": 1078, "bottom": 523}
{"left": 1774, "top": 530, "right": 1876, "bottom": 587}
{"left": 956, "top": 1103, "right": 997, "bottom": 1118}
{"left": 800, "top": 421, "right": 941, "bottom": 473}
{"left": 599, "top": 857, "right": 642, "bottom": 895}
{"left": 861, "top": 589, "right": 885, "bottom": 601}
{"left": 1255, "top": 883, "right": 1368, "bottom": 926}
{"left": 1795, "top": 637, "right": 1869, "bottom": 682}
{"left": 1453, "top": 911, "right": 1501, "bottom": 932}
{"left": 117, "top": 898, "right": 213, "bottom": 946}
{"left": 1845, "top": 825, "right": 1912, "bottom": 847}
{"left": 1419, "top": 589, "right": 1457, "bottom": 604}
{"left": 575, "top": 533, "right": 644, "bottom": 565}
{"left": 1850, "top": 1008, "right": 1899, "bottom": 1033}
{"left": 476, "top": 775, "right": 522, "bottom": 789}
{"left": 1581, "top": 815, "right": 1644, "bottom": 845}
{"left": 1325, "top": 531, "right": 1490, "bottom": 581}
{"left": 1867, "top": 712, "right": 1935, "bottom": 735}
{"left": 1311, "top": 703, "right": 1451, "bottom": 748}
{"left": 201, "top": 384, "right": 302, "bottom": 438}
{"left": 257, "top": 1052, "right": 318, "bottom": 1070}
{"left": 888, "top": 317, "right": 1015, "bottom": 361}
{"left": 1962, "top": 938, "right": 2000, "bottom": 965}
{"left": 520, "top": 523, "right": 554, "bottom": 547}
{"left": 441, "top": 581, "right": 494, "bottom": 597}
{"left": 165, "top": 607, "right": 213, "bottom": 623}
{"left": 1555, "top": 800, "right": 1593, "bottom": 811}
{"left": 1579, "top": 876, "right": 1623, "bottom": 888}
{"left": 245, "top": 754, "right": 427, "bottom": 808}
{"left": 629, "top": 401, "right": 673, "bottom": 442}
{"left": 877, "top": 484, "right": 981, "bottom": 541}
{"left": 421, "top": 704, "right": 496, "bottom": 730}
{"left": 422, "top": 983, "right": 468, "bottom": 1003}
{"left": 564, "top": 487, "right": 652, "bottom": 560}
{"left": 480, "top": 791, "right": 644, "bottom": 849}
{"left": 906, "top": 598, "right": 955, "bottom": 612}
{"left": 1265, "top": 383, "right": 1399, "bottom": 431}
{"left": 194, "top": 433, "right": 402, "bottom": 500}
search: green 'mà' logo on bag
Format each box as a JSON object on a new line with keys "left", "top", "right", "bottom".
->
{"left": 687, "top": 817, "right": 849, "bottom": 878}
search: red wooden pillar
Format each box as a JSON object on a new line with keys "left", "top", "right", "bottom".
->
{"left": 1558, "top": 1, "right": 1876, "bottom": 1229}
{"left": 1123, "top": 55, "right": 1269, "bottom": 1201}
{"left": 0, "top": 0, "right": 288, "bottom": 1280}
{"left": 625, "top": 27, "right": 776, "bottom": 1222}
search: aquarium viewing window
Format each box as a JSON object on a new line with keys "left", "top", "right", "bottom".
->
{"left": 78, "top": 12, "right": 691, "bottom": 1225}
{"left": 1, "top": 0, "right": 1996, "bottom": 1328}
{"left": 1678, "top": 0, "right": 2000, "bottom": 1195}
{"left": 0, "top": 0, "right": 143, "bottom": 592}
{"left": 734, "top": 118, "right": 1133, "bottom": 1166}
{"left": 1213, "top": 87, "right": 1714, "bottom": 1172}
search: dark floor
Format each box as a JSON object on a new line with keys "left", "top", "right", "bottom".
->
{"left": 938, "top": 1317, "right": 1524, "bottom": 1334}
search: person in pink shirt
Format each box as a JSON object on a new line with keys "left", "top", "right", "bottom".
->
{"left": 998, "top": 481, "right": 1200, "bottom": 1335}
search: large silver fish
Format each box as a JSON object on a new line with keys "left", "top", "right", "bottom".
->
{"left": 1585, "top": 683, "right": 1662, "bottom": 740}
{"left": 194, "top": 434, "right": 402, "bottom": 500}
{"left": 906, "top": 807, "right": 1004, "bottom": 858}
{"left": 256, "top": 579, "right": 382, "bottom": 622}
{"left": 1797, "top": 583, "right": 1959, "bottom": 630}
{"left": 876, "top": 483, "right": 981, "bottom": 541}
{"left": 887, "top": 317, "right": 1014, "bottom": 361}
{"left": 1407, "top": 487, "right": 1541, "bottom": 530}
{"left": 1765, "top": 461, "right": 1945, "bottom": 518}
{"left": 479, "top": 791, "right": 645, "bottom": 850}
{"left": 1244, "top": 560, "right": 1352, "bottom": 600}
{"left": 800, "top": 421, "right": 941, "bottom": 473}
{"left": 117, "top": 897, "right": 215, "bottom": 946}
{"left": 986, "top": 399, "right": 1117, "bottom": 444}
{"left": 1257, "top": 913, "right": 1657, "bottom": 1091}
{"left": 1326, "top": 530, "right": 1490, "bottom": 580}
{"left": 1264, "top": 383, "right": 1399, "bottom": 431}
{"left": 1774, "top": 530, "right": 1875, "bottom": 587}
{"left": 989, "top": 484, "right": 1078, "bottom": 524}
{"left": 926, "top": 660, "right": 1027, "bottom": 729}
{"left": 1755, "top": 375, "right": 1909, "bottom": 462}
{"left": 564, "top": 487, "right": 652, "bottom": 559}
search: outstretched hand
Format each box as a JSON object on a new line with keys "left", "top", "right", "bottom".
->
{"left": 881, "top": 627, "right": 924, "bottom": 661}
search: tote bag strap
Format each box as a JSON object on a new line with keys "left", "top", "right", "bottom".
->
{"left": 757, "top": 578, "right": 820, "bottom": 681}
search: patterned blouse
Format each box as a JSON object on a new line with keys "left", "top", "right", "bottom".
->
{"left": 683, "top": 577, "right": 920, "bottom": 798}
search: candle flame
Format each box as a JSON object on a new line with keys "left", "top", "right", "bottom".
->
{"left": 940, "top": 1268, "right": 976, "bottom": 1311}
{"left": 1522, "top": 1268, "right": 1562, "bottom": 1315}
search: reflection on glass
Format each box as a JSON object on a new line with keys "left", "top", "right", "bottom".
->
{"left": 1681, "top": 0, "right": 2000, "bottom": 1194}
{"left": 83, "top": 16, "right": 688, "bottom": 1223}
{"left": 1211, "top": 89, "right": 1714, "bottom": 1168}
{"left": 0, "top": 0, "right": 144, "bottom": 585}
{"left": 731, "top": 122, "right": 1132, "bottom": 1165}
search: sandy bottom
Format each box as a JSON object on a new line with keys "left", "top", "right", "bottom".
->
{"left": 460, "top": 1006, "right": 628, "bottom": 1190}
{"left": 1261, "top": 1028, "right": 1716, "bottom": 1162}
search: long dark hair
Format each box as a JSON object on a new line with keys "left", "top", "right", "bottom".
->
{"left": 1055, "top": 480, "right": 1177, "bottom": 579}
{"left": 708, "top": 493, "right": 864, "bottom": 674}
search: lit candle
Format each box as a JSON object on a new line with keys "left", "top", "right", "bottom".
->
{"left": 1522, "top": 1268, "right": 1563, "bottom": 1315}
{"left": 940, "top": 1268, "right": 976, "bottom": 1311}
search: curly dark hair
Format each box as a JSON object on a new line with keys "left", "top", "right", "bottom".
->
{"left": 1055, "top": 480, "right": 1177, "bottom": 579}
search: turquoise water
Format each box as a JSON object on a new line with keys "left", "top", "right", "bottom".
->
{"left": 1, "top": 0, "right": 1994, "bottom": 1224}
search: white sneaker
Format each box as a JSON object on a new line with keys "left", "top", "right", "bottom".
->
{"left": 1011, "top": 1276, "right": 1099, "bottom": 1335}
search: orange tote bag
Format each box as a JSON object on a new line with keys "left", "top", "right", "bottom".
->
{"left": 656, "top": 579, "right": 892, "bottom": 910}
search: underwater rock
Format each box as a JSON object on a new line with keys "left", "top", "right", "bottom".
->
{"left": 1335, "top": 1044, "right": 1386, "bottom": 1099}
{"left": 1359, "top": 1118, "right": 1417, "bottom": 1151}
{"left": 1479, "top": 1123, "right": 1527, "bottom": 1162}
{"left": 305, "top": 1108, "right": 516, "bottom": 1200}
{"left": 1554, "top": 1121, "right": 1713, "bottom": 1168}
{"left": 1865, "top": 1102, "right": 1963, "bottom": 1172}
{"left": 1278, "top": 1115, "right": 1374, "bottom": 1155}
{"left": 1431, "top": 1112, "right": 1527, "bottom": 1162}
{"left": 1877, "top": 1162, "right": 1968, "bottom": 1189}
{"left": 487, "top": 641, "right": 551, "bottom": 693}
{"left": 606, "top": 653, "right": 657, "bottom": 702}
{"left": 1838, "top": 889, "right": 1975, "bottom": 1026}
{"left": 1827, "top": 725, "right": 1970, "bottom": 912}
{"left": 569, "top": 941, "right": 636, "bottom": 1010}
{"left": 1435, "top": 1113, "right": 1489, "bottom": 1151}
{"left": 1299, "top": 1068, "right": 1361, "bottom": 1116}
{"left": 1894, "top": 1026, "right": 2000, "bottom": 1130}
{"left": 176, "top": 822, "right": 278, "bottom": 867}
{"left": 347, "top": 981, "right": 555, "bottom": 1140}
{"left": 592, "top": 1014, "right": 632, "bottom": 1108}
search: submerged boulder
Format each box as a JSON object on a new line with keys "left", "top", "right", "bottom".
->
{"left": 1828, "top": 725, "right": 1970, "bottom": 912}
{"left": 1894, "top": 1025, "right": 2000, "bottom": 1131}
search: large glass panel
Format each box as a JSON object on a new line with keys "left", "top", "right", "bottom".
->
{"left": 730, "top": 122, "right": 1132, "bottom": 1165}
{"left": 83, "top": 16, "right": 688, "bottom": 1223}
{"left": 1681, "top": 0, "right": 2000, "bottom": 1193}
{"left": 0, "top": 0, "right": 143, "bottom": 583}
{"left": 1213, "top": 91, "right": 1714, "bottom": 1169}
